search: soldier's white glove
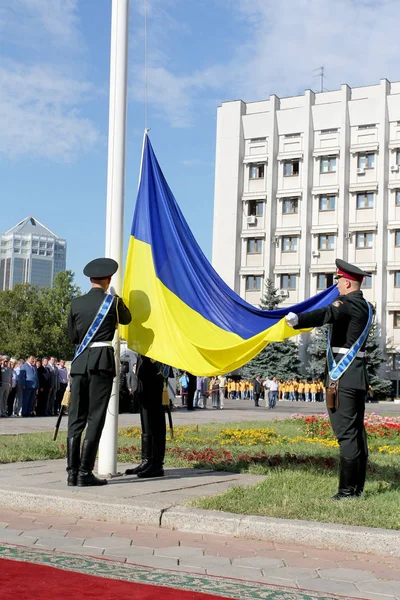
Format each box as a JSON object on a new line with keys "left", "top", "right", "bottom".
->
{"left": 108, "top": 286, "right": 117, "bottom": 296}
{"left": 286, "top": 312, "right": 298, "bottom": 327}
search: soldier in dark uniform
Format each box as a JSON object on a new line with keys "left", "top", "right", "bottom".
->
{"left": 286, "top": 259, "right": 372, "bottom": 500}
{"left": 67, "top": 258, "right": 131, "bottom": 487}
{"left": 125, "top": 355, "right": 169, "bottom": 478}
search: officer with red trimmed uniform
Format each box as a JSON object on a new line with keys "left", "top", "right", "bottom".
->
{"left": 286, "top": 259, "right": 373, "bottom": 500}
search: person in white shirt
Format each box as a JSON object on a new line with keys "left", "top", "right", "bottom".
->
{"left": 218, "top": 375, "right": 226, "bottom": 409}
{"left": 268, "top": 377, "right": 279, "bottom": 409}
{"left": 263, "top": 377, "right": 271, "bottom": 409}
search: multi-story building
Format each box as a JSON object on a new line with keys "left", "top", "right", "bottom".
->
{"left": 0, "top": 216, "right": 66, "bottom": 290}
{"left": 212, "top": 79, "right": 400, "bottom": 393}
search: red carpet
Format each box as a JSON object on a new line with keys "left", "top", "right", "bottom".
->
{"left": 0, "top": 558, "right": 228, "bottom": 600}
{"left": 0, "top": 545, "right": 339, "bottom": 600}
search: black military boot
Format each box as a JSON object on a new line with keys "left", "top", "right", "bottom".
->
{"left": 137, "top": 434, "right": 165, "bottom": 479}
{"left": 66, "top": 436, "right": 81, "bottom": 486}
{"left": 77, "top": 439, "right": 107, "bottom": 487}
{"left": 355, "top": 456, "right": 368, "bottom": 497}
{"left": 332, "top": 456, "right": 358, "bottom": 500}
{"left": 125, "top": 434, "right": 152, "bottom": 475}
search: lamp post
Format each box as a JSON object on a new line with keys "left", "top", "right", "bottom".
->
{"left": 98, "top": 0, "right": 130, "bottom": 476}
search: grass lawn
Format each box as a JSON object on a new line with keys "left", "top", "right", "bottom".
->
{"left": 0, "top": 415, "right": 399, "bottom": 529}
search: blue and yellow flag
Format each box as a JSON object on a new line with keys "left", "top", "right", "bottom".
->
{"left": 120, "top": 134, "right": 338, "bottom": 376}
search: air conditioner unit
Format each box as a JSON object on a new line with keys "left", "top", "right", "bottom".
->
{"left": 312, "top": 250, "right": 320, "bottom": 258}
{"left": 247, "top": 216, "right": 257, "bottom": 225}
{"left": 344, "top": 232, "right": 352, "bottom": 240}
{"left": 357, "top": 168, "right": 365, "bottom": 175}
{"left": 391, "top": 165, "right": 399, "bottom": 172}
{"left": 279, "top": 289, "right": 289, "bottom": 298}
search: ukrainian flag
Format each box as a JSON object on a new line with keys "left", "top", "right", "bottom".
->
{"left": 120, "top": 134, "right": 338, "bottom": 376}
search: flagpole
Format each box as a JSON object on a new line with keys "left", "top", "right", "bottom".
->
{"left": 98, "top": 0, "right": 130, "bottom": 476}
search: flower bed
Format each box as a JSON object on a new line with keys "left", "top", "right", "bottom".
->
{"left": 290, "top": 413, "right": 400, "bottom": 440}
{"left": 118, "top": 417, "right": 400, "bottom": 469}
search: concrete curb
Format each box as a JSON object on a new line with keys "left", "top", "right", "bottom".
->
{"left": 0, "top": 488, "right": 163, "bottom": 528}
{"left": 0, "top": 487, "right": 398, "bottom": 557}
{"left": 161, "top": 506, "right": 400, "bottom": 557}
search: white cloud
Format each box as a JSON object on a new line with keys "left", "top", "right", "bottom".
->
{"left": 0, "top": 1, "right": 100, "bottom": 161}
{"left": 0, "top": 63, "right": 99, "bottom": 161}
{"left": 131, "top": 0, "right": 400, "bottom": 127}
{"left": 0, "top": 0, "right": 81, "bottom": 48}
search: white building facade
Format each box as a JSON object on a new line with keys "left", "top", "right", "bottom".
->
{"left": 212, "top": 79, "right": 400, "bottom": 393}
{"left": 0, "top": 217, "right": 67, "bottom": 290}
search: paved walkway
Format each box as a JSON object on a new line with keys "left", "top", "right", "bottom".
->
{"left": 0, "top": 399, "right": 397, "bottom": 435}
{"left": 0, "top": 508, "right": 399, "bottom": 599}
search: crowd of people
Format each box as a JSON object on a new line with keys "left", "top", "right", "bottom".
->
{"left": 0, "top": 354, "right": 69, "bottom": 418}
{"left": 179, "top": 373, "right": 327, "bottom": 410}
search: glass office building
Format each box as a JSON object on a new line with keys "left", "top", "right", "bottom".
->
{"left": 0, "top": 217, "right": 66, "bottom": 290}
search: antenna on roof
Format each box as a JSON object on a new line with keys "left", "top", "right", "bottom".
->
{"left": 313, "top": 65, "right": 326, "bottom": 93}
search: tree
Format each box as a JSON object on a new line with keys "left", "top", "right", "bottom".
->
{"left": 0, "top": 271, "right": 80, "bottom": 360}
{"left": 0, "top": 285, "right": 45, "bottom": 357}
{"left": 365, "top": 322, "right": 392, "bottom": 400}
{"left": 259, "top": 278, "right": 282, "bottom": 310}
{"left": 306, "top": 327, "right": 328, "bottom": 379}
{"left": 241, "top": 278, "right": 302, "bottom": 380}
{"left": 41, "top": 271, "right": 81, "bottom": 359}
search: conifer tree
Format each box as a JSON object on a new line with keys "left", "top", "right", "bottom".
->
{"left": 241, "top": 278, "right": 302, "bottom": 380}
{"left": 306, "top": 327, "right": 328, "bottom": 379}
{"left": 365, "top": 322, "right": 392, "bottom": 399}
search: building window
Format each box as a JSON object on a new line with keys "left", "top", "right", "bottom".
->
{"left": 395, "top": 272, "right": 400, "bottom": 287}
{"left": 247, "top": 239, "right": 262, "bottom": 254}
{"left": 397, "top": 151, "right": 400, "bottom": 166}
{"left": 284, "top": 133, "right": 301, "bottom": 138}
{"left": 281, "top": 274, "right": 297, "bottom": 290}
{"left": 246, "top": 275, "right": 262, "bottom": 291}
{"left": 248, "top": 200, "right": 263, "bottom": 217}
{"left": 358, "top": 124, "right": 376, "bottom": 130}
{"left": 318, "top": 234, "right": 335, "bottom": 250}
{"left": 283, "top": 160, "right": 299, "bottom": 177}
{"left": 319, "top": 195, "right": 336, "bottom": 211}
{"left": 396, "top": 231, "right": 400, "bottom": 247}
{"left": 362, "top": 274, "right": 372, "bottom": 289}
{"left": 282, "top": 236, "right": 298, "bottom": 252}
{"left": 282, "top": 198, "right": 298, "bottom": 214}
{"left": 358, "top": 152, "right": 375, "bottom": 170}
{"left": 396, "top": 191, "right": 400, "bottom": 207}
{"left": 356, "top": 232, "right": 374, "bottom": 248}
{"left": 320, "top": 156, "right": 337, "bottom": 173}
{"left": 249, "top": 164, "right": 265, "bottom": 179}
{"left": 394, "top": 312, "right": 400, "bottom": 329}
{"left": 317, "top": 273, "right": 334, "bottom": 289}
{"left": 321, "top": 128, "right": 338, "bottom": 134}
{"left": 357, "top": 192, "right": 374, "bottom": 209}
{"left": 393, "top": 354, "right": 400, "bottom": 370}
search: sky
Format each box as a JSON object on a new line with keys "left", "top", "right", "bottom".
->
{"left": 1, "top": 0, "right": 400, "bottom": 291}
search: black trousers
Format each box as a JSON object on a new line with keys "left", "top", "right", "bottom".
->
{"left": 328, "top": 388, "right": 368, "bottom": 461}
{"left": 68, "top": 371, "right": 113, "bottom": 442}
{"left": 140, "top": 392, "right": 166, "bottom": 461}
{"left": 36, "top": 388, "right": 49, "bottom": 416}
{"left": 55, "top": 382, "right": 68, "bottom": 415}
{"left": 7, "top": 388, "right": 16, "bottom": 416}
